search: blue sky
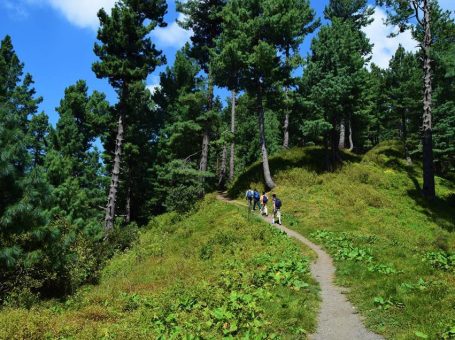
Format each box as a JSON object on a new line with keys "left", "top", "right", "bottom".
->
{"left": 0, "top": 0, "right": 453, "bottom": 126}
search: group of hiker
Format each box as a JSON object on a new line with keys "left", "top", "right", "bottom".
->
{"left": 245, "top": 188, "right": 282, "bottom": 225}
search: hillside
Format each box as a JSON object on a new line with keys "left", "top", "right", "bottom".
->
{"left": 229, "top": 141, "right": 455, "bottom": 339}
{"left": 1, "top": 142, "right": 454, "bottom": 339}
{"left": 0, "top": 196, "right": 319, "bottom": 339}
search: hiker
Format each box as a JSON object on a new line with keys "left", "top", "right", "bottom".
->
{"left": 253, "top": 189, "right": 261, "bottom": 211}
{"left": 272, "top": 194, "right": 282, "bottom": 225}
{"left": 245, "top": 188, "right": 254, "bottom": 210}
{"left": 261, "top": 191, "right": 269, "bottom": 216}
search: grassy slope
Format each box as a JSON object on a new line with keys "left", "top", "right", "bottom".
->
{"left": 0, "top": 196, "right": 319, "bottom": 339}
{"left": 229, "top": 141, "right": 455, "bottom": 339}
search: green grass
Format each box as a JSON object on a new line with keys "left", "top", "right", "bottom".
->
{"left": 0, "top": 195, "right": 319, "bottom": 339}
{"left": 229, "top": 141, "right": 455, "bottom": 339}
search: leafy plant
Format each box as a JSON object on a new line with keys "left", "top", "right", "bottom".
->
{"left": 424, "top": 251, "right": 455, "bottom": 272}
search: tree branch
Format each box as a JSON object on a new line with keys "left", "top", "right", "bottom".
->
{"left": 412, "top": 0, "right": 424, "bottom": 27}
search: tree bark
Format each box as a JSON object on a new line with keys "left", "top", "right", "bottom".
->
{"left": 199, "top": 76, "right": 214, "bottom": 172}
{"left": 229, "top": 90, "right": 236, "bottom": 181}
{"left": 402, "top": 110, "right": 412, "bottom": 164}
{"left": 283, "top": 48, "right": 291, "bottom": 149}
{"left": 218, "top": 144, "right": 227, "bottom": 188}
{"left": 339, "top": 119, "right": 346, "bottom": 150}
{"left": 283, "top": 113, "right": 290, "bottom": 149}
{"left": 105, "top": 113, "right": 124, "bottom": 231}
{"left": 125, "top": 183, "right": 131, "bottom": 224}
{"left": 421, "top": 0, "right": 435, "bottom": 199}
{"left": 348, "top": 118, "right": 354, "bottom": 152}
{"left": 258, "top": 83, "right": 276, "bottom": 189}
{"left": 199, "top": 132, "right": 209, "bottom": 172}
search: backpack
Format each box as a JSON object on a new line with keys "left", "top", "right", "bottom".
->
{"left": 254, "top": 191, "right": 260, "bottom": 200}
{"left": 247, "top": 190, "right": 253, "bottom": 199}
{"left": 275, "top": 198, "right": 282, "bottom": 209}
{"left": 262, "top": 195, "right": 268, "bottom": 204}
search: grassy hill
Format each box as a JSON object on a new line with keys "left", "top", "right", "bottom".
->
{"left": 229, "top": 141, "right": 455, "bottom": 339}
{"left": 0, "top": 196, "right": 319, "bottom": 339}
{"left": 1, "top": 141, "right": 454, "bottom": 339}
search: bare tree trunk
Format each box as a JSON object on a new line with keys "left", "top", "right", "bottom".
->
{"left": 402, "top": 110, "right": 412, "bottom": 164}
{"left": 421, "top": 0, "right": 435, "bottom": 199}
{"left": 283, "top": 48, "right": 290, "bottom": 149}
{"left": 229, "top": 90, "right": 236, "bottom": 181}
{"left": 125, "top": 182, "right": 131, "bottom": 224}
{"left": 348, "top": 118, "right": 354, "bottom": 152}
{"left": 199, "top": 76, "right": 214, "bottom": 172}
{"left": 218, "top": 145, "right": 227, "bottom": 188}
{"left": 258, "top": 83, "right": 275, "bottom": 189}
{"left": 283, "top": 113, "right": 290, "bottom": 149}
{"left": 105, "top": 113, "right": 124, "bottom": 231}
{"left": 339, "top": 119, "right": 346, "bottom": 150}
{"left": 199, "top": 132, "right": 209, "bottom": 172}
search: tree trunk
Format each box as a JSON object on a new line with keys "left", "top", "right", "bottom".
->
{"left": 283, "top": 113, "right": 290, "bottom": 149}
{"left": 199, "top": 131, "right": 209, "bottom": 172}
{"left": 218, "top": 144, "right": 227, "bottom": 188}
{"left": 199, "top": 76, "right": 214, "bottom": 172}
{"left": 105, "top": 113, "right": 124, "bottom": 231}
{"left": 421, "top": 0, "right": 435, "bottom": 199}
{"left": 402, "top": 110, "right": 412, "bottom": 164}
{"left": 283, "top": 48, "right": 291, "bottom": 149}
{"left": 229, "top": 90, "right": 236, "bottom": 181}
{"left": 125, "top": 179, "right": 131, "bottom": 224}
{"left": 339, "top": 119, "right": 346, "bottom": 150}
{"left": 330, "top": 116, "right": 341, "bottom": 170}
{"left": 324, "top": 131, "right": 331, "bottom": 172}
{"left": 348, "top": 118, "right": 354, "bottom": 152}
{"left": 258, "top": 83, "right": 276, "bottom": 189}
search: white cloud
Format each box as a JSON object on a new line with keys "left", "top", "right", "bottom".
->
{"left": 151, "top": 13, "right": 192, "bottom": 48}
{"left": 42, "top": 0, "right": 116, "bottom": 30}
{"left": 362, "top": 7, "right": 418, "bottom": 69}
{"left": 146, "top": 75, "right": 161, "bottom": 94}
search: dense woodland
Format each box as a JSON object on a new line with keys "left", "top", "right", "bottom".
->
{"left": 0, "top": 0, "right": 454, "bottom": 305}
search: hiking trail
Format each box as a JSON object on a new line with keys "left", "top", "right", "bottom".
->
{"left": 217, "top": 193, "right": 383, "bottom": 340}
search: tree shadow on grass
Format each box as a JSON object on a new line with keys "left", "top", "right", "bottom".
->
{"left": 227, "top": 147, "right": 360, "bottom": 198}
{"left": 385, "top": 158, "right": 455, "bottom": 233}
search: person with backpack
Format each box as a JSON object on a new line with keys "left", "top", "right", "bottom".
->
{"left": 253, "top": 189, "right": 261, "bottom": 211}
{"left": 272, "top": 194, "right": 282, "bottom": 225}
{"left": 245, "top": 188, "right": 254, "bottom": 210}
{"left": 260, "top": 191, "right": 269, "bottom": 216}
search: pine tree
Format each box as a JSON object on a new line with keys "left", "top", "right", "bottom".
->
{"left": 385, "top": 46, "right": 422, "bottom": 163}
{"left": 303, "top": 16, "right": 371, "bottom": 169}
{"left": 177, "top": 0, "right": 227, "bottom": 173}
{"left": 0, "top": 36, "right": 52, "bottom": 297}
{"left": 93, "top": 0, "right": 167, "bottom": 231}
{"left": 46, "top": 80, "right": 109, "bottom": 223}
{"left": 377, "top": 0, "right": 436, "bottom": 199}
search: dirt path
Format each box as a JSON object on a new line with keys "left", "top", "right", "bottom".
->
{"left": 217, "top": 194, "right": 383, "bottom": 340}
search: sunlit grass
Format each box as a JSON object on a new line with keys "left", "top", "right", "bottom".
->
{"left": 0, "top": 196, "right": 319, "bottom": 339}
{"left": 230, "top": 141, "right": 455, "bottom": 339}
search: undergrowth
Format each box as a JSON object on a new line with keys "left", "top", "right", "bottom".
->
{"left": 230, "top": 141, "right": 455, "bottom": 339}
{"left": 0, "top": 195, "right": 319, "bottom": 339}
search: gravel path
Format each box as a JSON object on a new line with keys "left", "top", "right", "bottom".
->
{"left": 217, "top": 194, "right": 384, "bottom": 340}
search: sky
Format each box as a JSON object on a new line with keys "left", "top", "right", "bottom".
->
{"left": 0, "top": 0, "right": 454, "bottom": 126}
